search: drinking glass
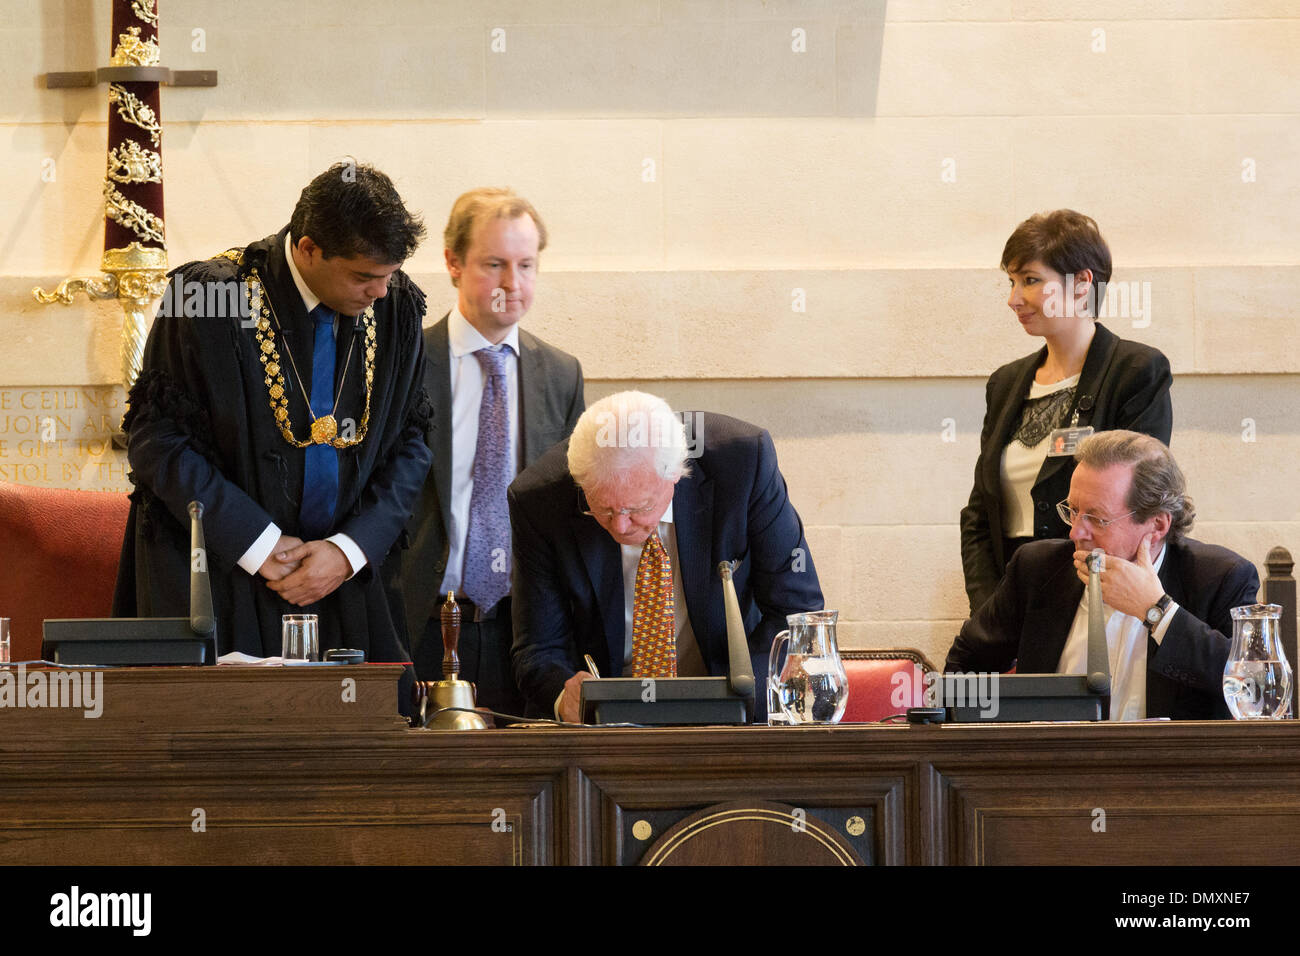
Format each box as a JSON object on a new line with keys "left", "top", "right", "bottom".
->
{"left": 281, "top": 614, "right": 319, "bottom": 663}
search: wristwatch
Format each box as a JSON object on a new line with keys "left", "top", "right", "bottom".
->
{"left": 1144, "top": 594, "right": 1173, "bottom": 633}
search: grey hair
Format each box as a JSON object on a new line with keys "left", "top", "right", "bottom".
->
{"left": 567, "top": 391, "right": 688, "bottom": 491}
{"left": 1074, "top": 430, "right": 1195, "bottom": 539}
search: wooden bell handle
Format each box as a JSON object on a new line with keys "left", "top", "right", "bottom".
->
{"left": 440, "top": 591, "right": 461, "bottom": 680}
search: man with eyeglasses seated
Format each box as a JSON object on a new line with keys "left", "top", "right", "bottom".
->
{"left": 508, "top": 390, "right": 823, "bottom": 722}
{"left": 946, "top": 430, "right": 1259, "bottom": 719}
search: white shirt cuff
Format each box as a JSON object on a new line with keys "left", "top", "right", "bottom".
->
{"left": 554, "top": 689, "right": 566, "bottom": 721}
{"left": 1151, "top": 602, "right": 1179, "bottom": 646}
{"left": 327, "top": 533, "right": 366, "bottom": 578}
{"left": 238, "top": 523, "right": 282, "bottom": 575}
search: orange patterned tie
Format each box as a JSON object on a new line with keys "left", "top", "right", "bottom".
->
{"left": 630, "top": 531, "right": 676, "bottom": 678}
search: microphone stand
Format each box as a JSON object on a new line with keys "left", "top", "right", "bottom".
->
{"left": 1086, "top": 548, "right": 1112, "bottom": 719}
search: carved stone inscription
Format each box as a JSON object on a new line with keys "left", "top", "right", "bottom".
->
{"left": 0, "top": 388, "right": 129, "bottom": 492}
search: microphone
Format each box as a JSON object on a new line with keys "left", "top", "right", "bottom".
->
{"left": 718, "top": 561, "right": 756, "bottom": 701}
{"left": 39, "top": 503, "right": 221, "bottom": 666}
{"left": 1085, "top": 548, "right": 1111, "bottom": 696}
{"left": 188, "top": 501, "right": 216, "bottom": 637}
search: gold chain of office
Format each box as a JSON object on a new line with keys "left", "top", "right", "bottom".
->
{"left": 245, "top": 267, "right": 377, "bottom": 448}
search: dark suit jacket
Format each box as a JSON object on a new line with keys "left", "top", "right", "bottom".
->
{"left": 945, "top": 536, "right": 1260, "bottom": 720}
{"left": 960, "top": 322, "right": 1173, "bottom": 614}
{"left": 400, "top": 313, "right": 584, "bottom": 655}
{"left": 509, "top": 413, "right": 824, "bottom": 718}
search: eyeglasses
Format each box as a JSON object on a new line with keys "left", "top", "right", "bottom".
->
{"left": 1056, "top": 500, "right": 1135, "bottom": 530}
{"left": 582, "top": 503, "right": 659, "bottom": 522}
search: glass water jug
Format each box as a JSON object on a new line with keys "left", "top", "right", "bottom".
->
{"left": 768, "top": 610, "right": 849, "bottom": 724}
{"left": 1223, "top": 604, "right": 1293, "bottom": 720}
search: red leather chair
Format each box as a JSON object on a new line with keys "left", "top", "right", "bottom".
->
{"left": 840, "top": 648, "right": 937, "bottom": 723}
{"left": 0, "top": 482, "right": 131, "bottom": 662}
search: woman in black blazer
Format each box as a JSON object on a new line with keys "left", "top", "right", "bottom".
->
{"left": 960, "top": 210, "right": 1172, "bottom": 615}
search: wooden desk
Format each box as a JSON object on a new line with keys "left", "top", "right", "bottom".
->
{"left": 2, "top": 666, "right": 1297, "bottom": 865}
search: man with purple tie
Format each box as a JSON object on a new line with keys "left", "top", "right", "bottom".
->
{"left": 401, "top": 189, "right": 584, "bottom": 718}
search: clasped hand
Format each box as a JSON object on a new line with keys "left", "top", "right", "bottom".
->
{"left": 1072, "top": 532, "right": 1165, "bottom": 620}
{"left": 261, "top": 536, "right": 350, "bottom": 606}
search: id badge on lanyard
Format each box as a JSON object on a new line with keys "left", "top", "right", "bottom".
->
{"left": 1046, "top": 404, "right": 1094, "bottom": 458}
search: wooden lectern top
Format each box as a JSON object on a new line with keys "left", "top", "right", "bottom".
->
{"left": 0, "top": 664, "right": 410, "bottom": 739}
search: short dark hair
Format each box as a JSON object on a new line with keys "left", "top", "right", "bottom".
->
{"left": 1001, "top": 209, "right": 1113, "bottom": 314}
{"left": 289, "top": 161, "right": 426, "bottom": 264}
{"left": 1075, "top": 430, "right": 1195, "bottom": 540}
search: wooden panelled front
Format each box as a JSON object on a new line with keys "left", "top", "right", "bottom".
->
{"left": 3, "top": 669, "right": 1299, "bottom": 864}
{"left": 929, "top": 722, "right": 1300, "bottom": 865}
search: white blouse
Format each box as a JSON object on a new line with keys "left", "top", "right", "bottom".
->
{"left": 999, "top": 374, "right": 1080, "bottom": 538}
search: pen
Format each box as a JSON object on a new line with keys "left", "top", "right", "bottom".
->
{"left": 583, "top": 654, "right": 601, "bottom": 678}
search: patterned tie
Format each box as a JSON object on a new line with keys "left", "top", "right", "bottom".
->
{"left": 299, "top": 304, "right": 338, "bottom": 539}
{"left": 461, "top": 345, "right": 513, "bottom": 612}
{"left": 630, "top": 531, "right": 676, "bottom": 678}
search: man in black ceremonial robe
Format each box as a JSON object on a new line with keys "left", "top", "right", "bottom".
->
{"left": 113, "top": 163, "right": 432, "bottom": 714}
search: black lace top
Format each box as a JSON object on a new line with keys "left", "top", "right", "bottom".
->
{"left": 1012, "top": 385, "right": 1077, "bottom": 448}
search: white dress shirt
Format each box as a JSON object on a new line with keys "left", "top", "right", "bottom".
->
{"left": 437, "top": 307, "right": 521, "bottom": 596}
{"left": 235, "top": 233, "right": 365, "bottom": 577}
{"left": 1000, "top": 373, "right": 1080, "bottom": 538}
{"left": 1056, "top": 544, "right": 1179, "bottom": 721}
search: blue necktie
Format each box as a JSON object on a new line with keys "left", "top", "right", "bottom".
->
{"left": 461, "top": 345, "right": 512, "bottom": 612}
{"left": 299, "top": 304, "right": 338, "bottom": 539}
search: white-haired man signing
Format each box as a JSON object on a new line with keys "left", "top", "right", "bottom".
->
{"left": 508, "top": 391, "right": 823, "bottom": 722}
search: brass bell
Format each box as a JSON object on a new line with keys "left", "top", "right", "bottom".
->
{"left": 414, "top": 591, "right": 487, "bottom": 730}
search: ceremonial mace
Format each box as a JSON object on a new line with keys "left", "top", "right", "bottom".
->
{"left": 33, "top": 0, "right": 217, "bottom": 443}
